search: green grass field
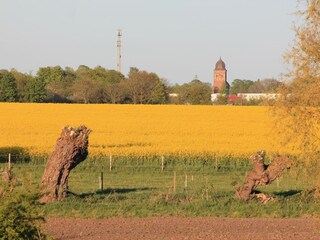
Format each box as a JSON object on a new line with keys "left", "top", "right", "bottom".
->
{"left": 1, "top": 156, "right": 320, "bottom": 218}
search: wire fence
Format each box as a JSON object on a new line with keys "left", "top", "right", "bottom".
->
{"left": 0, "top": 151, "right": 254, "bottom": 197}
{"left": 0, "top": 152, "right": 293, "bottom": 197}
{"left": 0, "top": 152, "right": 253, "bottom": 173}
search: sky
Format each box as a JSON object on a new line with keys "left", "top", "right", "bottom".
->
{"left": 0, "top": 0, "right": 298, "bottom": 85}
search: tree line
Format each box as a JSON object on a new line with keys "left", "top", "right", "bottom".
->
{"left": 0, "top": 66, "right": 166, "bottom": 104}
{"left": 229, "top": 78, "right": 282, "bottom": 95}
{"left": 0, "top": 65, "right": 281, "bottom": 104}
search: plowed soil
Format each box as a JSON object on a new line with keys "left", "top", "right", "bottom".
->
{"left": 45, "top": 217, "right": 320, "bottom": 240}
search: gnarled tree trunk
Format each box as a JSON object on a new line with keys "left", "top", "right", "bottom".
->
{"left": 235, "top": 150, "right": 290, "bottom": 201}
{"left": 40, "top": 125, "right": 91, "bottom": 203}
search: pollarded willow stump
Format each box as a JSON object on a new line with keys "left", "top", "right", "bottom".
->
{"left": 40, "top": 125, "right": 91, "bottom": 203}
{"left": 235, "top": 150, "right": 291, "bottom": 202}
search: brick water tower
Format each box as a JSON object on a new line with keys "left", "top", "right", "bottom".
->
{"left": 213, "top": 57, "right": 229, "bottom": 93}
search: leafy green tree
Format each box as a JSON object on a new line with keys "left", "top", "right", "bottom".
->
{"left": 150, "top": 78, "right": 168, "bottom": 104}
{"left": 10, "top": 69, "right": 33, "bottom": 102}
{"left": 37, "top": 66, "right": 76, "bottom": 102}
{"left": 93, "top": 66, "right": 125, "bottom": 84}
{"left": 218, "top": 82, "right": 227, "bottom": 95}
{"left": 216, "top": 82, "right": 228, "bottom": 105}
{"left": 126, "top": 68, "right": 166, "bottom": 104}
{"left": 174, "top": 79, "right": 211, "bottom": 105}
{"left": 0, "top": 71, "right": 17, "bottom": 102}
{"left": 128, "top": 67, "right": 139, "bottom": 75}
{"left": 47, "top": 69, "right": 75, "bottom": 103}
{"left": 71, "top": 77, "right": 103, "bottom": 103}
{"left": 230, "top": 79, "right": 254, "bottom": 94}
{"left": 37, "top": 66, "right": 65, "bottom": 85}
{"left": 231, "top": 78, "right": 281, "bottom": 94}
{"left": 90, "top": 67, "right": 126, "bottom": 103}
{"left": 71, "top": 65, "right": 104, "bottom": 103}
{"left": 24, "top": 78, "right": 46, "bottom": 102}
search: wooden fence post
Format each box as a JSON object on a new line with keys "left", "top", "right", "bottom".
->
{"left": 161, "top": 156, "right": 165, "bottom": 172}
{"left": 184, "top": 174, "right": 188, "bottom": 188}
{"left": 205, "top": 177, "right": 209, "bottom": 200}
{"left": 215, "top": 158, "right": 218, "bottom": 171}
{"left": 8, "top": 153, "right": 11, "bottom": 171}
{"left": 109, "top": 152, "right": 112, "bottom": 172}
{"left": 173, "top": 171, "right": 176, "bottom": 193}
{"left": 99, "top": 172, "right": 104, "bottom": 192}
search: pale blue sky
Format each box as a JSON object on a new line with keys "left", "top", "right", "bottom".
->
{"left": 0, "top": 0, "right": 297, "bottom": 84}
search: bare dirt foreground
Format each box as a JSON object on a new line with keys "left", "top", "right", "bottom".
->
{"left": 45, "top": 217, "right": 320, "bottom": 240}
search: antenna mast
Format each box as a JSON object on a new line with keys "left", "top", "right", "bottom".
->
{"left": 117, "top": 29, "right": 122, "bottom": 73}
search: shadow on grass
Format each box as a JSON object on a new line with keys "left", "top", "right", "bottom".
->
{"left": 274, "top": 190, "right": 302, "bottom": 197}
{"left": 76, "top": 187, "right": 155, "bottom": 198}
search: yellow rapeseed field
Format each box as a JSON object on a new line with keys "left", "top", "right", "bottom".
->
{"left": 0, "top": 103, "right": 283, "bottom": 157}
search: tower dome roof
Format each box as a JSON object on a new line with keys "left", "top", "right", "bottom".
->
{"left": 215, "top": 57, "right": 226, "bottom": 70}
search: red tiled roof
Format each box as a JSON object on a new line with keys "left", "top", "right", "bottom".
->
{"left": 228, "top": 95, "right": 241, "bottom": 102}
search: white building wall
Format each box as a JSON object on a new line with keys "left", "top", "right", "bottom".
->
{"left": 211, "top": 93, "right": 280, "bottom": 103}
{"left": 211, "top": 94, "right": 218, "bottom": 102}
{"left": 237, "top": 93, "right": 280, "bottom": 101}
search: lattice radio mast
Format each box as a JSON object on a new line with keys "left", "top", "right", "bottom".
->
{"left": 117, "top": 29, "right": 122, "bottom": 73}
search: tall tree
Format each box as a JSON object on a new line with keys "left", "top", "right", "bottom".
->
{"left": 150, "top": 78, "right": 168, "bottom": 104}
{"left": 216, "top": 82, "right": 228, "bottom": 105}
{"left": 37, "top": 66, "right": 65, "bottom": 85}
{"left": 24, "top": 77, "right": 46, "bottom": 102}
{"left": 104, "top": 81, "right": 126, "bottom": 104}
{"left": 126, "top": 68, "right": 166, "bottom": 104}
{"left": 71, "top": 77, "right": 103, "bottom": 104}
{"left": 0, "top": 71, "right": 17, "bottom": 102}
{"left": 91, "top": 67, "right": 125, "bottom": 103}
{"left": 92, "top": 66, "right": 124, "bottom": 84}
{"left": 71, "top": 66, "right": 104, "bottom": 103}
{"left": 37, "top": 66, "right": 69, "bottom": 102}
{"left": 10, "top": 69, "right": 32, "bottom": 102}
{"left": 274, "top": 0, "right": 320, "bottom": 187}
{"left": 174, "top": 79, "right": 211, "bottom": 105}
{"left": 230, "top": 79, "right": 254, "bottom": 94}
